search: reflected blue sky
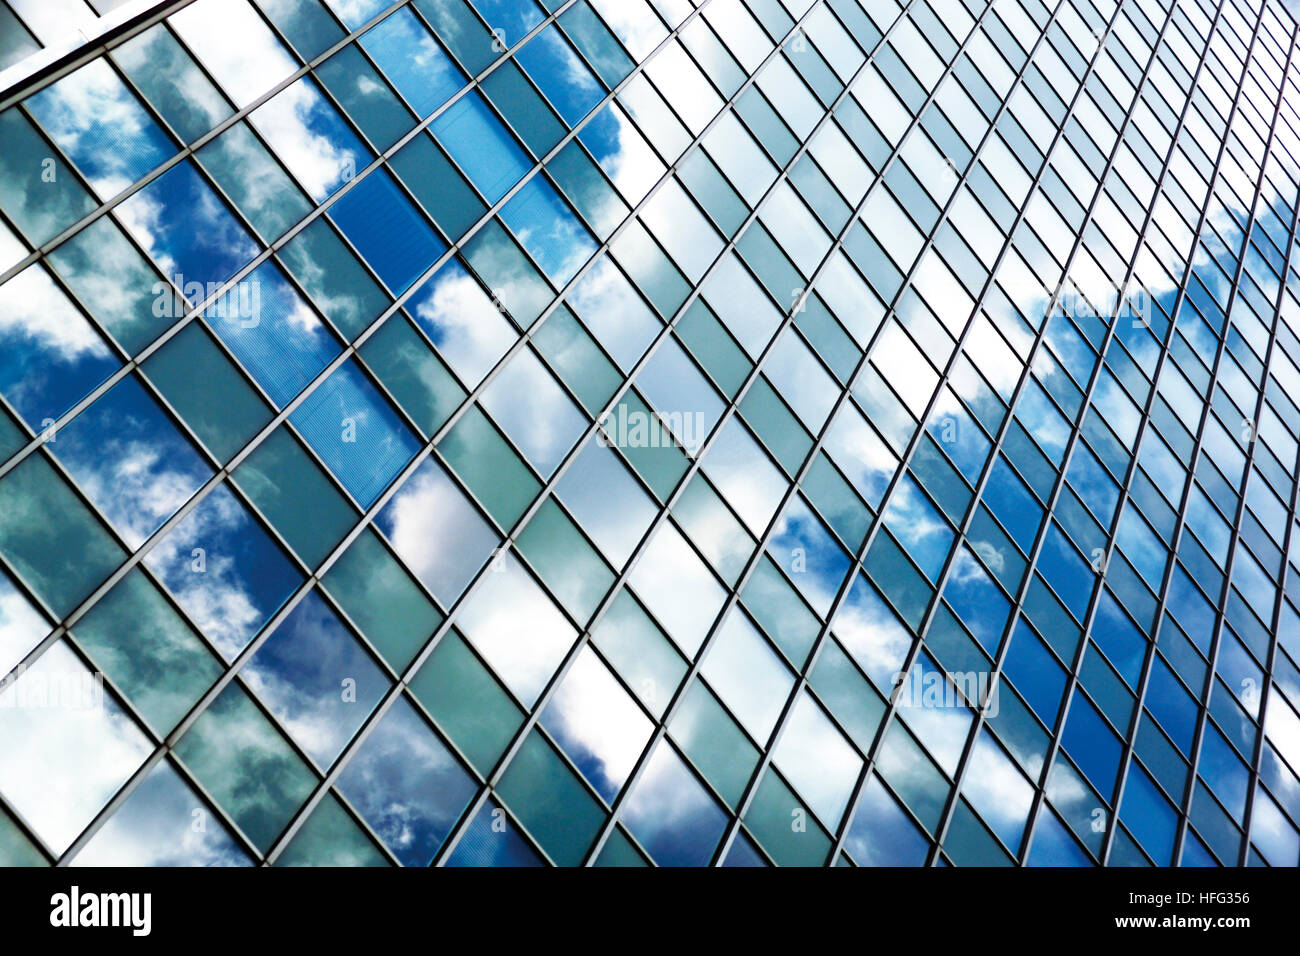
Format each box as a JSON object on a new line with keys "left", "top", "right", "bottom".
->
{"left": 329, "top": 166, "right": 446, "bottom": 295}
{"left": 289, "top": 359, "right": 421, "bottom": 508}
{"left": 336, "top": 695, "right": 476, "bottom": 865}
{"left": 144, "top": 483, "right": 303, "bottom": 661}
{"left": 432, "top": 91, "right": 532, "bottom": 204}
{"left": 244, "top": 589, "right": 388, "bottom": 768}
{"left": 25, "top": 59, "right": 176, "bottom": 200}
{"left": 118, "top": 160, "right": 260, "bottom": 289}
{"left": 0, "top": 263, "right": 119, "bottom": 429}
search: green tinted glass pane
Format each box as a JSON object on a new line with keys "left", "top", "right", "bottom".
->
{"left": 391, "top": 132, "right": 488, "bottom": 242}
{"left": 741, "top": 556, "right": 820, "bottom": 667}
{"left": 803, "top": 453, "right": 870, "bottom": 551}
{"left": 409, "top": 630, "right": 522, "bottom": 775}
{"left": 438, "top": 406, "right": 538, "bottom": 527}
{"left": 415, "top": 0, "right": 496, "bottom": 75}
{"left": 47, "top": 216, "right": 173, "bottom": 355}
{"left": 740, "top": 377, "right": 812, "bottom": 475}
{"left": 0, "top": 806, "right": 45, "bottom": 865}
{"left": 481, "top": 61, "right": 564, "bottom": 157}
{"left": 592, "top": 826, "right": 647, "bottom": 866}
{"left": 143, "top": 321, "right": 274, "bottom": 463}
{"left": 547, "top": 141, "right": 627, "bottom": 239}
{"left": 175, "top": 682, "right": 317, "bottom": 853}
{"left": 255, "top": 0, "right": 344, "bottom": 59}
{"left": 322, "top": 528, "right": 440, "bottom": 670}
{"left": 673, "top": 474, "right": 754, "bottom": 586}
{"left": 670, "top": 680, "right": 759, "bottom": 808}
{"left": 943, "top": 798, "right": 1014, "bottom": 866}
{"left": 677, "top": 299, "right": 752, "bottom": 398}
{"left": 73, "top": 569, "right": 223, "bottom": 735}
{"left": 742, "top": 767, "right": 832, "bottom": 866}
{"left": 461, "top": 221, "right": 553, "bottom": 328}
{"left": 517, "top": 498, "right": 612, "bottom": 624}
{"left": 865, "top": 531, "right": 931, "bottom": 631}
{"left": 114, "top": 24, "right": 233, "bottom": 143}
{"left": 679, "top": 148, "right": 749, "bottom": 237}
{"left": 606, "top": 391, "right": 688, "bottom": 501}
{"left": 497, "top": 730, "right": 605, "bottom": 866}
{"left": 360, "top": 314, "right": 466, "bottom": 436}
{"left": 0, "top": 454, "right": 126, "bottom": 618}
{"left": 736, "top": 87, "right": 798, "bottom": 165}
{"left": 317, "top": 45, "right": 414, "bottom": 150}
{"left": 809, "top": 637, "right": 886, "bottom": 751}
{"left": 275, "top": 792, "right": 388, "bottom": 866}
{"left": 797, "top": 293, "right": 859, "bottom": 383}
{"left": 198, "top": 122, "right": 311, "bottom": 242}
{"left": 790, "top": 154, "right": 851, "bottom": 233}
{"left": 559, "top": 3, "right": 633, "bottom": 87}
{"left": 0, "top": 406, "right": 23, "bottom": 461}
{"left": 0, "top": 108, "right": 97, "bottom": 245}
{"left": 590, "top": 590, "right": 686, "bottom": 719}
{"left": 234, "top": 427, "right": 355, "bottom": 568}
{"left": 0, "top": 6, "right": 38, "bottom": 73}
{"left": 279, "top": 217, "right": 390, "bottom": 341}
{"left": 611, "top": 222, "right": 690, "bottom": 319}
{"left": 877, "top": 722, "right": 948, "bottom": 832}
{"left": 533, "top": 304, "right": 621, "bottom": 415}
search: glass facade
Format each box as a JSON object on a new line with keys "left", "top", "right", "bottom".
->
{"left": 0, "top": 0, "right": 1298, "bottom": 868}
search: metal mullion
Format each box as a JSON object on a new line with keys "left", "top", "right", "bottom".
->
{"left": 0, "top": 0, "right": 185, "bottom": 107}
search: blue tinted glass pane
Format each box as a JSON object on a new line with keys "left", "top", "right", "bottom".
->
{"left": 1003, "top": 619, "right": 1066, "bottom": 725}
{"left": 25, "top": 60, "right": 177, "bottom": 199}
{"left": 445, "top": 800, "right": 544, "bottom": 866}
{"left": 515, "top": 25, "right": 603, "bottom": 126}
{"left": 844, "top": 776, "right": 929, "bottom": 865}
{"left": 432, "top": 90, "right": 532, "bottom": 203}
{"left": 358, "top": 7, "right": 466, "bottom": 117}
{"left": 204, "top": 261, "right": 341, "bottom": 408}
{"left": 144, "top": 484, "right": 303, "bottom": 660}
{"left": 500, "top": 176, "right": 596, "bottom": 287}
{"left": 321, "top": 0, "right": 390, "bottom": 30}
{"left": 244, "top": 589, "right": 389, "bottom": 767}
{"left": 329, "top": 168, "right": 446, "bottom": 294}
{"left": 52, "top": 375, "right": 212, "bottom": 550}
{"left": 766, "top": 496, "right": 851, "bottom": 617}
{"left": 290, "top": 360, "right": 421, "bottom": 508}
{"left": 250, "top": 77, "right": 374, "bottom": 203}
{"left": 469, "top": 0, "right": 544, "bottom": 44}
{"left": 119, "top": 160, "right": 260, "bottom": 289}
{"left": 336, "top": 695, "right": 476, "bottom": 865}
{"left": 1061, "top": 694, "right": 1121, "bottom": 797}
{"left": 941, "top": 547, "right": 1010, "bottom": 653}
{"left": 621, "top": 742, "right": 727, "bottom": 866}
{"left": 0, "top": 264, "right": 120, "bottom": 428}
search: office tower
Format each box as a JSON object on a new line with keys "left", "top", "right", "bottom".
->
{"left": 0, "top": 0, "right": 1298, "bottom": 868}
